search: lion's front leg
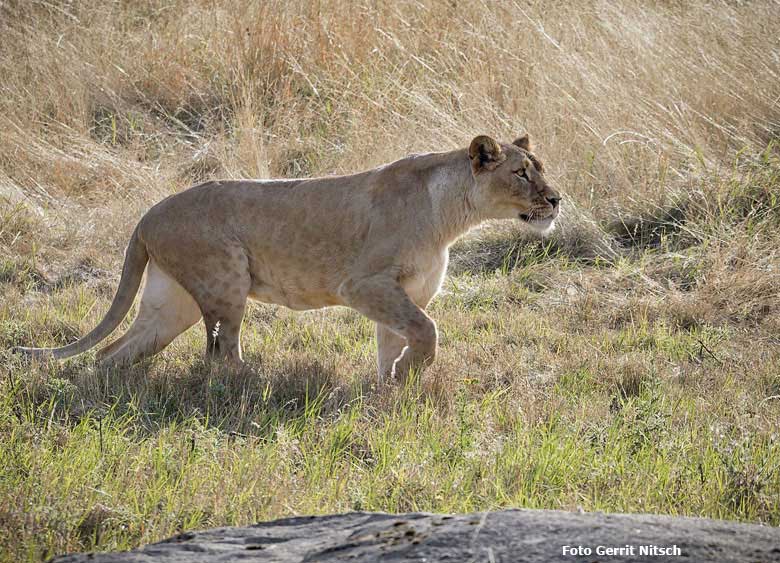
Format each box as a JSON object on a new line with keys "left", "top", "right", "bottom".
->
{"left": 339, "top": 275, "right": 438, "bottom": 382}
{"left": 376, "top": 323, "right": 407, "bottom": 382}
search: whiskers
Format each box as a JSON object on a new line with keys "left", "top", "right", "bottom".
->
{"left": 525, "top": 207, "right": 555, "bottom": 222}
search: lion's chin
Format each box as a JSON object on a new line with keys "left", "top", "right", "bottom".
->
{"left": 519, "top": 214, "right": 556, "bottom": 235}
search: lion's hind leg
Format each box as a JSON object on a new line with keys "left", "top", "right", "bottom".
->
{"left": 97, "top": 260, "right": 202, "bottom": 366}
{"left": 199, "top": 273, "right": 250, "bottom": 366}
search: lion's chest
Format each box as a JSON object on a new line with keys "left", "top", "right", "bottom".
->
{"left": 401, "top": 250, "right": 449, "bottom": 306}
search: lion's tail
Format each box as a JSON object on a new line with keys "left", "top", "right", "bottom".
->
{"left": 14, "top": 227, "right": 149, "bottom": 361}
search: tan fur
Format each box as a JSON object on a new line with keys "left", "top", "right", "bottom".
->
{"left": 16, "top": 134, "right": 561, "bottom": 381}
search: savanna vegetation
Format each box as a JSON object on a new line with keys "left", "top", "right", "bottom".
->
{"left": 1, "top": 1, "right": 779, "bottom": 560}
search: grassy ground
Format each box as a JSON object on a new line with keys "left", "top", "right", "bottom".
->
{"left": 1, "top": 0, "right": 780, "bottom": 561}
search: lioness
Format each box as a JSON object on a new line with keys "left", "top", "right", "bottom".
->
{"left": 17, "top": 134, "right": 560, "bottom": 380}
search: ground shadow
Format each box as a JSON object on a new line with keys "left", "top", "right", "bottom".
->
{"left": 5, "top": 350, "right": 371, "bottom": 439}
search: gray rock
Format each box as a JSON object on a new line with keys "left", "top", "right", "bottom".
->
{"left": 52, "top": 509, "right": 780, "bottom": 562}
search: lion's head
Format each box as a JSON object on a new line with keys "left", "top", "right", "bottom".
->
{"left": 468, "top": 133, "right": 560, "bottom": 233}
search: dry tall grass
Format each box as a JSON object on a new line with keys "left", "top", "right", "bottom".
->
{"left": 1, "top": 1, "right": 780, "bottom": 561}
{"left": 2, "top": 1, "right": 778, "bottom": 248}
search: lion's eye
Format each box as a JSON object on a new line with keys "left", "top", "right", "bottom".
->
{"left": 514, "top": 169, "right": 529, "bottom": 180}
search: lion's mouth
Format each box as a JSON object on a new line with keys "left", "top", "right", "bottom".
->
{"left": 519, "top": 212, "right": 554, "bottom": 224}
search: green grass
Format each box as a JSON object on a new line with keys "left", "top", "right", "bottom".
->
{"left": 2, "top": 222, "right": 780, "bottom": 560}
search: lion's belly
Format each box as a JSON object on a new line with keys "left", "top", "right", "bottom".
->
{"left": 248, "top": 283, "right": 343, "bottom": 310}
{"left": 247, "top": 263, "right": 345, "bottom": 310}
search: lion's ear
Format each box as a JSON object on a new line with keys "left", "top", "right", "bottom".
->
{"left": 513, "top": 133, "right": 531, "bottom": 152}
{"left": 469, "top": 135, "right": 503, "bottom": 173}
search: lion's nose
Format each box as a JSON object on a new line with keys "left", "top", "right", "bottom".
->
{"left": 546, "top": 195, "right": 561, "bottom": 208}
